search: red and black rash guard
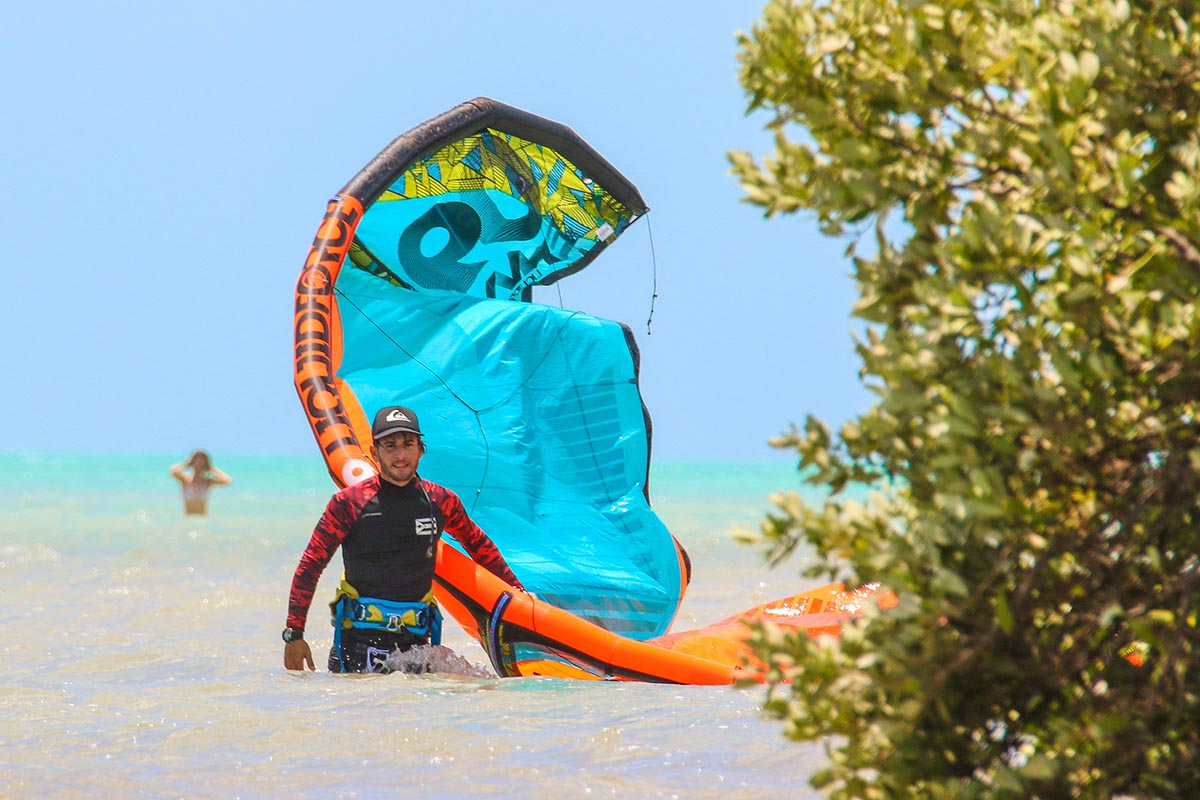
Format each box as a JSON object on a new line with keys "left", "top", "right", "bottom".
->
{"left": 286, "top": 475, "right": 522, "bottom": 631}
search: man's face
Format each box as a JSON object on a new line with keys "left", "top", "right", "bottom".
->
{"left": 371, "top": 432, "right": 423, "bottom": 486}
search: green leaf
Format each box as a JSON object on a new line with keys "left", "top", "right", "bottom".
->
{"left": 994, "top": 591, "right": 1015, "bottom": 633}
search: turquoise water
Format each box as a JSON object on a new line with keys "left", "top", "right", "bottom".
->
{"left": 1, "top": 452, "right": 830, "bottom": 799}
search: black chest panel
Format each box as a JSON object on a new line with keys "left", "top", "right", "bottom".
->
{"left": 341, "top": 479, "right": 443, "bottom": 601}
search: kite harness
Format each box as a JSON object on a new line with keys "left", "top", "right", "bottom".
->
{"left": 330, "top": 580, "right": 443, "bottom": 673}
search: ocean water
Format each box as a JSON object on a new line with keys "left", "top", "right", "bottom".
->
{"left": 1, "top": 452, "right": 833, "bottom": 799}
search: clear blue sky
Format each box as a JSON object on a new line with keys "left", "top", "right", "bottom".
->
{"left": 3, "top": 2, "right": 871, "bottom": 461}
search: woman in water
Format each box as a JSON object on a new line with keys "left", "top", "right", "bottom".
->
{"left": 169, "top": 450, "right": 232, "bottom": 515}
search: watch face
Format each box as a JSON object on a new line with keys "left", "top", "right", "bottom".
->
{"left": 283, "top": 628, "right": 300, "bottom": 642}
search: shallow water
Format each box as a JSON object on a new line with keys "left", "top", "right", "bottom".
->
{"left": 1, "top": 452, "right": 829, "bottom": 799}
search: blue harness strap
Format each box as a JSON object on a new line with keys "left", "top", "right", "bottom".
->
{"left": 331, "top": 590, "right": 443, "bottom": 673}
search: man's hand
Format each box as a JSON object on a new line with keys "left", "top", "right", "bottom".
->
{"left": 284, "top": 639, "right": 315, "bottom": 671}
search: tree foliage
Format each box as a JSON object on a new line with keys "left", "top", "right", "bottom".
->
{"left": 731, "top": 0, "right": 1200, "bottom": 796}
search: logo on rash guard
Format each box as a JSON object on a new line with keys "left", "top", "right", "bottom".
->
{"left": 415, "top": 517, "right": 436, "bottom": 536}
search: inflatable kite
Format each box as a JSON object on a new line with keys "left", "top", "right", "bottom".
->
{"left": 293, "top": 98, "right": 892, "bottom": 682}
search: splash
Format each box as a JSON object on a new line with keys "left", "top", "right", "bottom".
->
{"left": 381, "top": 645, "right": 496, "bottom": 678}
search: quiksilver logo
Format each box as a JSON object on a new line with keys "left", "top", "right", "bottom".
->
{"left": 386, "top": 409, "right": 410, "bottom": 422}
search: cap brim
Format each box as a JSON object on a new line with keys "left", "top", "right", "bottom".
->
{"left": 373, "top": 426, "right": 422, "bottom": 440}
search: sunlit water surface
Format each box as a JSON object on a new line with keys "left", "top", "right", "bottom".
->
{"left": 1, "top": 453, "right": 833, "bottom": 799}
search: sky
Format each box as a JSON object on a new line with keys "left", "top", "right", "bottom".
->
{"left": 3, "top": 1, "right": 872, "bottom": 462}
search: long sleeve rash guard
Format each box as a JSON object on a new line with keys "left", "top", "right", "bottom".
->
{"left": 286, "top": 475, "right": 522, "bottom": 631}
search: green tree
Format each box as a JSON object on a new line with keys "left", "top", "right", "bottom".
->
{"left": 730, "top": 0, "right": 1200, "bottom": 796}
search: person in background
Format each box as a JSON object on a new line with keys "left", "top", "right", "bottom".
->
{"left": 169, "top": 450, "right": 232, "bottom": 516}
{"left": 282, "top": 405, "right": 525, "bottom": 673}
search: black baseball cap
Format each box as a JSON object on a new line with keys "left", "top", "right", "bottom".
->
{"left": 371, "top": 406, "right": 422, "bottom": 440}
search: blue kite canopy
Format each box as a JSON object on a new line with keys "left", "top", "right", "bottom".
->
{"left": 294, "top": 98, "right": 687, "bottom": 639}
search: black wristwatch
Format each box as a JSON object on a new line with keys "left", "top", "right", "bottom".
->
{"left": 282, "top": 627, "right": 304, "bottom": 643}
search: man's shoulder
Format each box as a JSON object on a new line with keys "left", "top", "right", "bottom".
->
{"left": 420, "top": 478, "right": 460, "bottom": 504}
{"left": 332, "top": 475, "right": 382, "bottom": 504}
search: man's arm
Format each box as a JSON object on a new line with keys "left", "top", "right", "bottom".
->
{"left": 283, "top": 493, "right": 354, "bottom": 670}
{"left": 286, "top": 497, "right": 350, "bottom": 630}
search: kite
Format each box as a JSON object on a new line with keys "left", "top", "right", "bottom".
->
{"left": 293, "top": 98, "right": 894, "bottom": 682}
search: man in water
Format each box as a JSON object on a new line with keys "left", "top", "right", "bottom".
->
{"left": 169, "top": 450, "right": 232, "bottom": 515}
{"left": 282, "top": 405, "right": 525, "bottom": 673}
